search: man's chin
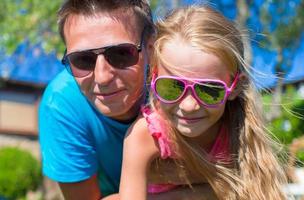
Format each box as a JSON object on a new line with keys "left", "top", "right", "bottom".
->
{"left": 93, "top": 95, "right": 143, "bottom": 121}
{"left": 95, "top": 104, "right": 124, "bottom": 115}
{"left": 94, "top": 103, "right": 132, "bottom": 121}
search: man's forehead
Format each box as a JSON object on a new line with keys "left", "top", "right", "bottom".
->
{"left": 67, "top": 9, "right": 136, "bottom": 24}
{"left": 65, "top": 10, "right": 140, "bottom": 34}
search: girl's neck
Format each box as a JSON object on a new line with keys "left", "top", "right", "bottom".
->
{"left": 189, "top": 119, "right": 223, "bottom": 151}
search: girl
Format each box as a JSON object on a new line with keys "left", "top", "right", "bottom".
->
{"left": 119, "top": 5, "right": 287, "bottom": 200}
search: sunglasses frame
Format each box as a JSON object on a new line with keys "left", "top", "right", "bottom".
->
{"left": 61, "top": 30, "right": 145, "bottom": 78}
{"left": 151, "top": 72, "right": 239, "bottom": 107}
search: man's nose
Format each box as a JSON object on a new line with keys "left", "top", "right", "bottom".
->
{"left": 178, "top": 90, "right": 200, "bottom": 112}
{"left": 93, "top": 55, "right": 115, "bottom": 85}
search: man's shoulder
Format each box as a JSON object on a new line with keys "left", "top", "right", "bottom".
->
{"left": 39, "top": 70, "right": 91, "bottom": 119}
{"left": 41, "top": 70, "right": 83, "bottom": 104}
{"left": 45, "top": 70, "right": 78, "bottom": 94}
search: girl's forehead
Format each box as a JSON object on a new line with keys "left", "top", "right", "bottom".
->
{"left": 158, "top": 40, "right": 231, "bottom": 80}
{"left": 157, "top": 64, "right": 222, "bottom": 78}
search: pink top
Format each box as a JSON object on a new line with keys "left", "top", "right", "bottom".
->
{"left": 141, "top": 105, "right": 230, "bottom": 194}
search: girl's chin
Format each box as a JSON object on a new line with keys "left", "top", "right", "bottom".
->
{"left": 177, "top": 126, "right": 205, "bottom": 138}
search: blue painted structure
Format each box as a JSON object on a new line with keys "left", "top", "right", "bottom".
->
{"left": 0, "top": 42, "right": 63, "bottom": 86}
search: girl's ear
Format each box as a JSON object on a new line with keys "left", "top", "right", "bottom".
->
{"left": 228, "top": 73, "right": 247, "bottom": 100}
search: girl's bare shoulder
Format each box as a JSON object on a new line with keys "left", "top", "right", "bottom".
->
{"left": 124, "top": 116, "right": 159, "bottom": 158}
{"left": 125, "top": 116, "right": 149, "bottom": 138}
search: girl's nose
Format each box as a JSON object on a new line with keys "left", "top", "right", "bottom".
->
{"left": 178, "top": 90, "right": 200, "bottom": 112}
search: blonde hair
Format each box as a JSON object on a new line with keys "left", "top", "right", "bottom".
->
{"left": 150, "top": 5, "right": 287, "bottom": 200}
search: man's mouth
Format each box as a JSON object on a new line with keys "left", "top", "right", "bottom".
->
{"left": 94, "top": 89, "right": 125, "bottom": 100}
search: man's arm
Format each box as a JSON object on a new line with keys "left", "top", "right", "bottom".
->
{"left": 40, "top": 82, "right": 103, "bottom": 200}
{"left": 59, "top": 174, "right": 101, "bottom": 200}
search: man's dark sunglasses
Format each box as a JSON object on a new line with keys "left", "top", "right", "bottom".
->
{"left": 61, "top": 37, "right": 143, "bottom": 77}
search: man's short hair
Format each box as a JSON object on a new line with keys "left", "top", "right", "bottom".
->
{"left": 58, "top": 0, "right": 155, "bottom": 44}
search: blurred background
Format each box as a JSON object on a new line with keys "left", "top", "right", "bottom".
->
{"left": 0, "top": 0, "right": 303, "bottom": 199}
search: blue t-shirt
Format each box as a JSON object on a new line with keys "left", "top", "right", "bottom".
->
{"left": 39, "top": 70, "right": 132, "bottom": 196}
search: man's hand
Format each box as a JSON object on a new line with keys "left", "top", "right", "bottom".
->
{"left": 59, "top": 174, "right": 101, "bottom": 200}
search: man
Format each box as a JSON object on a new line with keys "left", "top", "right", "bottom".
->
{"left": 39, "top": 0, "right": 215, "bottom": 199}
{"left": 39, "top": 1, "right": 153, "bottom": 199}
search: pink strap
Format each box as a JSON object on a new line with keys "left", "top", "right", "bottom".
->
{"left": 209, "top": 125, "right": 230, "bottom": 162}
{"left": 141, "top": 106, "right": 173, "bottom": 159}
{"left": 147, "top": 184, "right": 179, "bottom": 194}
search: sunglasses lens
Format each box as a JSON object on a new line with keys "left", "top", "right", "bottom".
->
{"left": 105, "top": 44, "right": 139, "bottom": 69}
{"left": 155, "top": 78, "right": 185, "bottom": 102}
{"left": 194, "top": 82, "right": 226, "bottom": 105}
{"left": 67, "top": 51, "right": 97, "bottom": 77}
{"left": 63, "top": 44, "right": 140, "bottom": 77}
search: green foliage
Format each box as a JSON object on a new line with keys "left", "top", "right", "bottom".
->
{"left": 259, "top": 0, "right": 304, "bottom": 75}
{"left": 0, "top": 0, "right": 64, "bottom": 56}
{"left": 268, "top": 86, "right": 304, "bottom": 143}
{"left": 296, "top": 151, "right": 304, "bottom": 167}
{"left": 0, "top": 147, "right": 42, "bottom": 200}
{"left": 0, "top": 0, "right": 164, "bottom": 57}
{"left": 150, "top": 0, "right": 159, "bottom": 11}
{"left": 265, "top": 86, "right": 304, "bottom": 165}
{"left": 260, "top": 0, "right": 304, "bottom": 49}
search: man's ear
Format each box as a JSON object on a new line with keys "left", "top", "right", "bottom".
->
{"left": 228, "top": 73, "right": 247, "bottom": 100}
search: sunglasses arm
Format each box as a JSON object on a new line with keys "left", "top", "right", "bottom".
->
{"left": 151, "top": 71, "right": 157, "bottom": 82}
{"left": 227, "top": 72, "right": 240, "bottom": 94}
{"left": 61, "top": 49, "right": 68, "bottom": 65}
